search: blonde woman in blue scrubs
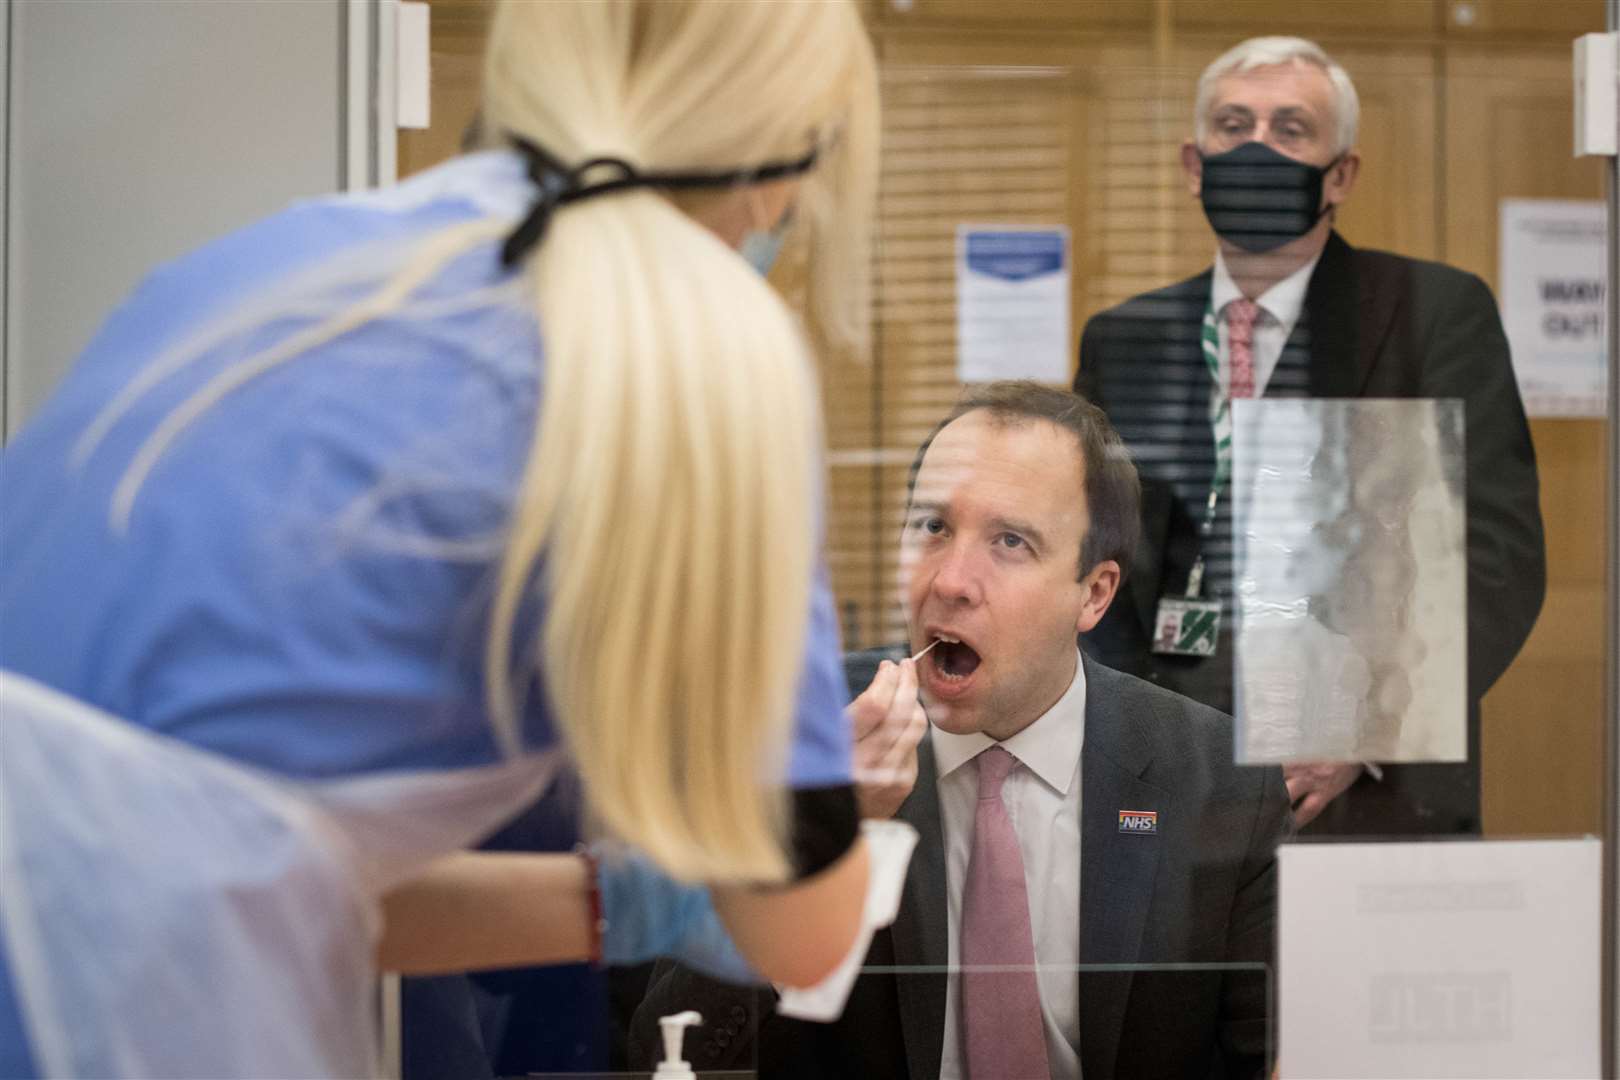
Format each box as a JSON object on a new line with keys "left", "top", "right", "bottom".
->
{"left": 0, "top": 2, "right": 894, "bottom": 1075}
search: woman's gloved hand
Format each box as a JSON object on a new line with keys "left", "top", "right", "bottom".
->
{"left": 592, "top": 845, "right": 760, "bottom": 985}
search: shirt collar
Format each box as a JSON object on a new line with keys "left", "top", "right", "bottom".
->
{"left": 929, "top": 649, "right": 1087, "bottom": 795}
{"left": 1210, "top": 247, "right": 1322, "bottom": 329}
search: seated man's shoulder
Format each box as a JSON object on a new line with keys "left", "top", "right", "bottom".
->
{"left": 1090, "top": 657, "right": 1230, "bottom": 730}
{"left": 1348, "top": 245, "right": 1495, "bottom": 305}
{"left": 1087, "top": 660, "right": 1269, "bottom": 795}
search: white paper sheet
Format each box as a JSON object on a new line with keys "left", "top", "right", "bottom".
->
{"left": 1279, "top": 839, "right": 1601, "bottom": 1079}
{"left": 955, "top": 226, "right": 1070, "bottom": 384}
{"left": 1498, "top": 199, "right": 1609, "bottom": 418}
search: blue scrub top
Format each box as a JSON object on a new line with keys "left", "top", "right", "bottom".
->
{"left": 0, "top": 151, "right": 852, "bottom": 787}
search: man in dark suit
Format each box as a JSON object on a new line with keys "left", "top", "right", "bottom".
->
{"left": 1076, "top": 35, "right": 1545, "bottom": 835}
{"left": 632, "top": 383, "right": 1291, "bottom": 1079}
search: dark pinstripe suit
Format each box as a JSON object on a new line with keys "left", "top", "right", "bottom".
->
{"left": 1075, "top": 231, "right": 1546, "bottom": 836}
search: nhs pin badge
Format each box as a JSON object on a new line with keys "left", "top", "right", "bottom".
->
{"left": 1118, "top": 810, "right": 1158, "bottom": 835}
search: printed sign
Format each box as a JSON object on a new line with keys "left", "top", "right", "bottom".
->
{"left": 955, "top": 226, "right": 1071, "bottom": 384}
{"left": 1279, "top": 839, "right": 1600, "bottom": 1078}
{"left": 1498, "top": 199, "right": 1609, "bottom": 418}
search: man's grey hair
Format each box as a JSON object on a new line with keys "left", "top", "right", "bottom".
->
{"left": 1194, "top": 36, "right": 1360, "bottom": 156}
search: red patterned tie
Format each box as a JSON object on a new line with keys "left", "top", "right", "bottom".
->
{"left": 1225, "top": 297, "right": 1260, "bottom": 399}
{"left": 960, "top": 746, "right": 1049, "bottom": 1079}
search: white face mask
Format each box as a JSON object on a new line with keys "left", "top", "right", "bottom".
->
{"left": 738, "top": 219, "right": 789, "bottom": 276}
{"left": 738, "top": 202, "right": 795, "bottom": 276}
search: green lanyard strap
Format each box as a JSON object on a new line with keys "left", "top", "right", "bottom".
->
{"left": 1202, "top": 297, "right": 1234, "bottom": 492}
{"left": 1186, "top": 297, "right": 1230, "bottom": 600}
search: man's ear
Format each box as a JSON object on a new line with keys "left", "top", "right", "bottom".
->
{"left": 1179, "top": 140, "right": 1204, "bottom": 197}
{"left": 1324, "top": 150, "right": 1361, "bottom": 208}
{"left": 1074, "top": 559, "right": 1122, "bottom": 635}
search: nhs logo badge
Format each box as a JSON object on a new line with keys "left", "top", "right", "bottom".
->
{"left": 1118, "top": 810, "right": 1158, "bottom": 835}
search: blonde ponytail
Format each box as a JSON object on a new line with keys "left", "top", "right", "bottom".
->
{"left": 476, "top": 0, "right": 876, "bottom": 882}
{"left": 486, "top": 198, "right": 817, "bottom": 881}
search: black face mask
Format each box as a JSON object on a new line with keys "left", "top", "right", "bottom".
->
{"left": 1198, "top": 141, "right": 1334, "bottom": 253}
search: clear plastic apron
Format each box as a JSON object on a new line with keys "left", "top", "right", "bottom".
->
{"left": 0, "top": 671, "right": 560, "bottom": 1079}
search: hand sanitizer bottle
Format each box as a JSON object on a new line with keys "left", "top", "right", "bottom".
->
{"left": 653, "top": 1010, "right": 703, "bottom": 1079}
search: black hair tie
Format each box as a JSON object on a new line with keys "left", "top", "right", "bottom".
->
{"left": 499, "top": 134, "right": 819, "bottom": 268}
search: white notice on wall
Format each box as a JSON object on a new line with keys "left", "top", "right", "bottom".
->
{"left": 955, "top": 226, "right": 1070, "bottom": 383}
{"left": 1498, "top": 199, "right": 1609, "bottom": 418}
{"left": 1279, "top": 839, "right": 1601, "bottom": 1079}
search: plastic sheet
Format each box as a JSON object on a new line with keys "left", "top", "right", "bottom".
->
{"left": 0, "top": 672, "right": 559, "bottom": 1078}
{"left": 1231, "top": 399, "right": 1467, "bottom": 764}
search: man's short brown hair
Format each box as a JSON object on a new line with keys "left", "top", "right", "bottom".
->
{"left": 905, "top": 381, "right": 1141, "bottom": 580}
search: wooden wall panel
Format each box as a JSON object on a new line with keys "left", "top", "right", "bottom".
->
{"left": 1083, "top": 44, "right": 1204, "bottom": 319}
{"left": 1172, "top": 0, "right": 1436, "bottom": 37}
{"left": 1439, "top": 0, "right": 1607, "bottom": 39}
{"left": 397, "top": 0, "right": 488, "bottom": 180}
{"left": 1325, "top": 47, "right": 1440, "bottom": 259}
{"left": 1443, "top": 48, "right": 1608, "bottom": 836}
{"left": 874, "top": 0, "right": 1151, "bottom": 31}
{"left": 861, "top": 41, "right": 1095, "bottom": 645}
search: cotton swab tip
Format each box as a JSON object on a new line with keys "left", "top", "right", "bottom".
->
{"left": 910, "top": 639, "right": 940, "bottom": 662}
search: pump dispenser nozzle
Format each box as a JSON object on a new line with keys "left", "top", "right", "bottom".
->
{"left": 654, "top": 1010, "right": 703, "bottom": 1079}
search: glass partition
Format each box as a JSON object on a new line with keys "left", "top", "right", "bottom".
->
{"left": 505, "top": 962, "right": 1273, "bottom": 1079}
{"left": 393, "top": 1, "right": 1616, "bottom": 1075}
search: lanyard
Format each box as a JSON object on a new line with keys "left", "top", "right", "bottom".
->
{"left": 1186, "top": 297, "right": 1230, "bottom": 600}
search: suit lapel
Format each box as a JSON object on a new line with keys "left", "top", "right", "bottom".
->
{"left": 1120, "top": 271, "right": 1213, "bottom": 638}
{"left": 1078, "top": 657, "right": 1172, "bottom": 1080}
{"left": 890, "top": 733, "right": 949, "bottom": 1080}
{"left": 1303, "top": 231, "right": 1385, "bottom": 398}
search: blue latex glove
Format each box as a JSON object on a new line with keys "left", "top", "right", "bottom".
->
{"left": 594, "top": 846, "right": 761, "bottom": 985}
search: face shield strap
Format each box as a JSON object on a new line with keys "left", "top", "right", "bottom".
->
{"left": 499, "top": 135, "right": 820, "bottom": 267}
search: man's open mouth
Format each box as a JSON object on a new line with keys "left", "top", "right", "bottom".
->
{"left": 930, "top": 633, "right": 982, "bottom": 680}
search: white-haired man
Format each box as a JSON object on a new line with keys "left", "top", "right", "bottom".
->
{"left": 1076, "top": 36, "right": 1545, "bottom": 836}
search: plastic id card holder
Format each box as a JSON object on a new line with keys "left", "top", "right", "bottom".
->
{"left": 1151, "top": 597, "right": 1221, "bottom": 656}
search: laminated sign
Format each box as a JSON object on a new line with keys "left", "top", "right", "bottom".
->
{"left": 1498, "top": 199, "right": 1608, "bottom": 418}
{"left": 955, "top": 226, "right": 1070, "bottom": 384}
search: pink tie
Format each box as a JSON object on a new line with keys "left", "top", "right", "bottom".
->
{"left": 1225, "top": 297, "right": 1260, "bottom": 399}
{"left": 960, "top": 746, "right": 1049, "bottom": 1080}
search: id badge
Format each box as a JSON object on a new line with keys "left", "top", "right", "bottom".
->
{"left": 1152, "top": 598, "right": 1221, "bottom": 656}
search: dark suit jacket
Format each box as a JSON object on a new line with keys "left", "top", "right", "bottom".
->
{"left": 632, "top": 655, "right": 1291, "bottom": 1079}
{"left": 1076, "top": 231, "right": 1546, "bottom": 835}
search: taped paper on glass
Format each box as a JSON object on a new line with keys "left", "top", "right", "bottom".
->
{"left": 955, "top": 226, "right": 1071, "bottom": 384}
{"left": 1278, "top": 839, "right": 1601, "bottom": 1079}
{"left": 1231, "top": 398, "right": 1466, "bottom": 764}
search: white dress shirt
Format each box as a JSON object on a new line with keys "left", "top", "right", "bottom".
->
{"left": 934, "top": 651, "right": 1086, "bottom": 1080}
{"left": 1209, "top": 248, "right": 1322, "bottom": 399}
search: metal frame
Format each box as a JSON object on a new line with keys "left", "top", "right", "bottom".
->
{"left": 1, "top": 0, "right": 11, "bottom": 443}
{"left": 1606, "top": 4, "right": 1619, "bottom": 1075}
{"left": 341, "top": 5, "right": 403, "bottom": 1073}
{"left": 343, "top": 0, "right": 378, "bottom": 192}
{"left": 341, "top": 0, "right": 398, "bottom": 193}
